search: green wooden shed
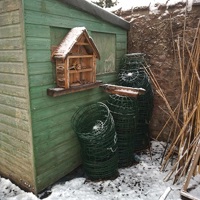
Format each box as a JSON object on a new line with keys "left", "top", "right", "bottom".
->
{"left": 0, "top": 0, "right": 129, "bottom": 194}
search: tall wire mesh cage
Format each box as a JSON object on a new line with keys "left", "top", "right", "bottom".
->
{"left": 118, "top": 53, "right": 154, "bottom": 151}
{"left": 71, "top": 102, "right": 118, "bottom": 180}
{"left": 106, "top": 95, "right": 138, "bottom": 167}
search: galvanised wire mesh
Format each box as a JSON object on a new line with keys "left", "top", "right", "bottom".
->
{"left": 106, "top": 95, "right": 138, "bottom": 167}
{"left": 71, "top": 102, "right": 118, "bottom": 180}
{"left": 118, "top": 53, "right": 154, "bottom": 151}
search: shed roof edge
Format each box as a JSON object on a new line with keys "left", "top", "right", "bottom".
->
{"left": 57, "top": 0, "right": 130, "bottom": 30}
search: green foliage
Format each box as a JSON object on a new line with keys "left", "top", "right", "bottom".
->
{"left": 91, "top": 0, "right": 118, "bottom": 8}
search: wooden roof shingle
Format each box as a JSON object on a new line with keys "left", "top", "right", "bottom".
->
{"left": 52, "top": 27, "right": 100, "bottom": 60}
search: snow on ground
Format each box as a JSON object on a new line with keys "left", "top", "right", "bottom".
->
{"left": 1, "top": 141, "right": 200, "bottom": 200}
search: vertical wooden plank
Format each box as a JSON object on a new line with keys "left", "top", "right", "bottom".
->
{"left": 65, "top": 58, "right": 69, "bottom": 88}
{"left": 93, "top": 54, "right": 96, "bottom": 82}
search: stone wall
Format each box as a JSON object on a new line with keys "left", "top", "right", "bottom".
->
{"left": 114, "top": 3, "right": 200, "bottom": 140}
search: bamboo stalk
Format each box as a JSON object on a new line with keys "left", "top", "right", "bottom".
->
{"left": 182, "top": 137, "right": 200, "bottom": 191}
{"left": 173, "top": 137, "right": 197, "bottom": 183}
{"left": 145, "top": 66, "right": 181, "bottom": 129}
{"left": 146, "top": 19, "right": 200, "bottom": 185}
{"left": 161, "top": 99, "right": 200, "bottom": 170}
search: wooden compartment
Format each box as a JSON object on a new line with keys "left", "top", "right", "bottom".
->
{"left": 52, "top": 27, "right": 100, "bottom": 90}
{"left": 68, "top": 55, "right": 96, "bottom": 87}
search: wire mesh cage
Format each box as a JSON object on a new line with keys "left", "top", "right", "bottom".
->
{"left": 106, "top": 95, "right": 138, "bottom": 167}
{"left": 118, "top": 53, "right": 154, "bottom": 151}
{"left": 119, "top": 53, "right": 146, "bottom": 70}
{"left": 118, "top": 68, "right": 149, "bottom": 88}
{"left": 71, "top": 102, "right": 118, "bottom": 180}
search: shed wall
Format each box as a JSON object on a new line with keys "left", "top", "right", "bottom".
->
{"left": 24, "top": 0, "right": 127, "bottom": 193}
{"left": 0, "top": 0, "right": 35, "bottom": 192}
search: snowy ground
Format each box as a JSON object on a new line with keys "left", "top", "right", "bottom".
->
{"left": 0, "top": 141, "right": 200, "bottom": 200}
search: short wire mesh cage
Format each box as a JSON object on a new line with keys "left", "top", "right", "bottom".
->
{"left": 106, "top": 95, "right": 138, "bottom": 167}
{"left": 119, "top": 53, "right": 146, "bottom": 70}
{"left": 118, "top": 53, "right": 154, "bottom": 151}
{"left": 71, "top": 102, "right": 118, "bottom": 180}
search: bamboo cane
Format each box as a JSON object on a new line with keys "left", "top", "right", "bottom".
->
{"left": 146, "top": 19, "right": 200, "bottom": 184}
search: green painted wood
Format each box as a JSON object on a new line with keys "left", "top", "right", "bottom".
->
{"left": 0, "top": 50, "right": 23, "bottom": 62}
{"left": 116, "top": 34, "right": 127, "bottom": 42}
{"left": 115, "top": 58, "right": 123, "bottom": 72}
{"left": 27, "top": 50, "right": 50, "bottom": 62}
{"left": 26, "top": 37, "right": 51, "bottom": 50}
{"left": 29, "top": 74, "right": 53, "bottom": 87}
{"left": 25, "top": 24, "right": 50, "bottom": 38}
{"left": 0, "top": 10, "right": 20, "bottom": 26}
{"left": 24, "top": 10, "right": 100, "bottom": 30}
{"left": 28, "top": 62, "right": 53, "bottom": 75}
{"left": 0, "top": 142, "right": 32, "bottom": 164}
{"left": 35, "top": 132, "right": 79, "bottom": 155}
{"left": 0, "top": 73, "right": 26, "bottom": 86}
{"left": 0, "top": 0, "right": 36, "bottom": 194}
{"left": 24, "top": 0, "right": 127, "bottom": 193}
{"left": 36, "top": 150, "right": 81, "bottom": 190}
{"left": 36, "top": 123, "right": 73, "bottom": 144}
{"left": 0, "top": 83, "right": 26, "bottom": 98}
{"left": 50, "top": 26, "right": 70, "bottom": 46}
{"left": 0, "top": 0, "right": 20, "bottom": 14}
{"left": 0, "top": 103, "right": 29, "bottom": 121}
{"left": 35, "top": 142, "right": 81, "bottom": 176}
{"left": 0, "top": 157, "right": 33, "bottom": 185}
{"left": 33, "top": 122, "right": 73, "bottom": 143}
{"left": 24, "top": 0, "right": 125, "bottom": 33}
{"left": 116, "top": 42, "right": 126, "bottom": 50}
{"left": 31, "top": 93, "right": 106, "bottom": 122}
{"left": 0, "top": 156, "right": 31, "bottom": 176}
{"left": 35, "top": 136, "right": 79, "bottom": 165}
{"left": 0, "top": 62, "right": 25, "bottom": 74}
{"left": 0, "top": 150, "right": 33, "bottom": 181}
{"left": 0, "top": 122, "right": 30, "bottom": 142}
{"left": 32, "top": 111, "right": 71, "bottom": 133}
{"left": 92, "top": 32, "right": 116, "bottom": 74}
{"left": 31, "top": 98, "right": 106, "bottom": 135}
{"left": 116, "top": 49, "right": 127, "bottom": 58}
{"left": 0, "top": 113, "right": 30, "bottom": 132}
{"left": 31, "top": 87, "right": 101, "bottom": 110}
{"left": 1, "top": 132, "right": 30, "bottom": 153}
{"left": 24, "top": 0, "right": 100, "bottom": 22}
{"left": 0, "top": 38, "right": 22, "bottom": 50}
{"left": 24, "top": 10, "right": 125, "bottom": 34}
{"left": 0, "top": 24, "right": 21, "bottom": 38}
{"left": 0, "top": 94, "right": 28, "bottom": 110}
{"left": 0, "top": 160, "right": 35, "bottom": 192}
{"left": 30, "top": 84, "right": 54, "bottom": 99}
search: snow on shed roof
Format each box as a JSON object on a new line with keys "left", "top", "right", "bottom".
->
{"left": 57, "top": 0, "right": 130, "bottom": 30}
{"left": 52, "top": 27, "right": 100, "bottom": 60}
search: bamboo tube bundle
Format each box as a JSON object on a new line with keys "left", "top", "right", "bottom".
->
{"left": 145, "top": 19, "right": 200, "bottom": 184}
